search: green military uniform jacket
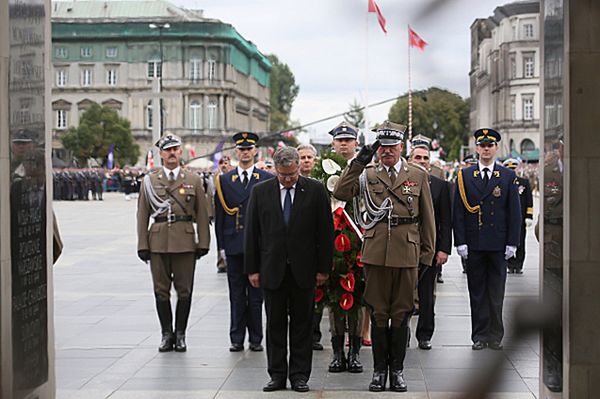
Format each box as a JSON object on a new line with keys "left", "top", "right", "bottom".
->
{"left": 137, "top": 168, "right": 210, "bottom": 253}
{"left": 333, "top": 159, "right": 436, "bottom": 268}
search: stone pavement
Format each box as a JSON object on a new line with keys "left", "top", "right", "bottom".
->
{"left": 53, "top": 193, "right": 541, "bottom": 398}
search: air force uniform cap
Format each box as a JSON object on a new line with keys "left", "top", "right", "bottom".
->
{"left": 156, "top": 133, "right": 182, "bottom": 150}
{"left": 373, "top": 121, "right": 406, "bottom": 146}
{"left": 502, "top": 158, "right": 520, "bottom": 169}
{"left": 233, "top": 131, "right": 258, "bottom": 148}
{"left": 411, "top": 134, "right": 432, "bottom": 149}
{"left": 329, "top": 121, "right": 358, "bottom": 140}
{"left": 474, "top": 128, "right": 501, "bottom": 145}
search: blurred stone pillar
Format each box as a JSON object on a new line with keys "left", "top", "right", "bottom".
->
{"left": 0, "top": 0, "right": 55, "bottom": 397}
{"left": 541, "top": 0, "right": 600, "bottom": 397}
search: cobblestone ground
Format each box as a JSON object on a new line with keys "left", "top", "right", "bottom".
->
{"left": 53, "top": 193, "right": 541, "bottom": 398}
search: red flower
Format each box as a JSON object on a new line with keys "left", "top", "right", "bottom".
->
{"left": 334, "top": 233, "right": 351, "bottom": 252}
{"left": 315, "top": 288, "right": 325, "bottom": 303}
{"left": 333, "top": 207, "right": 347, "bottom": 231}
{"left": 356, "top": 252, "right": 364, "bottom": 268}
{"left": 340, "top": 272, "right": 356, "bottom": 292}
{"left": 339, "top": 293, "right": 354, "bottom": 310}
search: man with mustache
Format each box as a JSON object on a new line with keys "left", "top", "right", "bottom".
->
{"left": 334, "top": 121, "right": 435, "bottom": 392}
{"left": 137, "top": 134, "right": 211, "bottom": 352}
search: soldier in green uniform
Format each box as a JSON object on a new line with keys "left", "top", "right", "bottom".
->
{"left": 334, "top": 122, "right": 436, "bottom": 392}
{"left": 137, "top": 134, "right": 211, "bottom": 353}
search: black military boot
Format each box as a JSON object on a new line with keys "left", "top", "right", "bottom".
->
{"left": 328, "top": 335, "right": 347, "bottom": 372}
{"left": 347, "top": 335, "right": 363, "bottom": 373}
{"left": 174, "top": 297, "right": 192, "bottom": 352}
{"left": 389, "top": 326, "right": 409, "bottom": 392}
{"left": 368, "top": 326, "right": 389, "bottom": 392}
{"left": 156, "top": 298, "right": 174, "bottom": 352}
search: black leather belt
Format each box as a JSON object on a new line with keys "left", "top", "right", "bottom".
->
{"left": 154, "top": 215, "right": 193, "bottom": 223}
{"left": 387, "top": 216, "right": 419, "bottom": 226}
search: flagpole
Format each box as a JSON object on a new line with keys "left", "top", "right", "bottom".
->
{"left": 407, "top": 25, "right": 413, "bottom": 154}
{"left": 364, "top": 10, "right": 370, "bottom": 144}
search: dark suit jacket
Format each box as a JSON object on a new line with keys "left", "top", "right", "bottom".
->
{"left": 214, "top": 168, "right": 273, "bottom": 255}
{"left": 430, "top": 175, "right": 452, "bottom": 255}
{"left": 453, "top": 164, "right": 521, "bottom": 251}
{"left": 515, "top": 176, "right": 534, "bottom": 221}
{"left": 244, "top": 176, "right": 334, "bottom": 290}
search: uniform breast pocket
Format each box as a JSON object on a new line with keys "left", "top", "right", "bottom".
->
{"left": 154, "top": 186, "right": 166, "bottom": 197}
{"left": 369, "top": 184, "right": 384, "bottom": 195}
{"left": 184, "top": 188, "right": 196, "bottom": 202}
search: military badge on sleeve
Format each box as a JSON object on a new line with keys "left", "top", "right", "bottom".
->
{"left": 493, "top": 186, "right": 502, "bottom": 197}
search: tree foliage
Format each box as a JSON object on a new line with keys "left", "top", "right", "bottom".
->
{"left": 388, "top": 87, "right": 470, "bottom": 160}
{"left": 267, "top": 54, "right": 300, "bottom": 133}
{"left": 61, "top": 103, "right": 140, "bottom": 167}
{"left": 344, "top": 99, "right": 365, "bottom": 129}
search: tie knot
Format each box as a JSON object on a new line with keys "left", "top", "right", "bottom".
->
{"left": 243, "top": 170, "right": 248, "bottom": 177}
{"left": 169, "top": 171, "right": 175, "bottom": 181}
{"left": 482, "top": 168, "right": 489, "bottom": 173}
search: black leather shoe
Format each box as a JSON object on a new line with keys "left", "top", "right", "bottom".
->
{"left": 389, "top": 369, "right": 408, "bottom": 392}
{"left": 418, "top": 340, "right": 432, "bottom": 350}
{"left": 174, "top": 332, "right": 187, "bottom": 352}
{"left": 229, "top": 343, "right": 244, "bottom": 352}
{"left": 312, "top": 342, "right": 323, "bottom": 351}
{"left": 263, "top": 379, "right": 286, "bottom": 392}
{"left": 472, "top": 341, "right": 486, "bottom": 350}
{"left": 158, "top": 332, "right": 174, "bottom": 352}
{"left": 488, "top": 341, "right": 503, "bottom": 350}
{"left": 516, "top": 270, "right": 523, "bottom": 274}
{"left": 291, "top": 379, "right": 309, "bottom": 392}
{"left": 368, "top": 370, "right": 387, "bottom": 392}
{"left": 437, "top": 274, "right": 444, "bottom": 284}
{"left": 249, "top": 343, "right": 264, "bottom": 352}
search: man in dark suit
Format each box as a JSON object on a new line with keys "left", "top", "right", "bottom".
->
{"left": 409, "top": 137, "right": 452, "bottom": 350}
{"left": 214, "top": 132, "right": 272, "bottom": 352}
{"left": 245, "top": 146, "right": 334, "bottom": 393}
{"left": 453, "top": 128, "right": 521, "bottom": 350}
{"left": 503, "top": 158, "right": 534, "bottom": 274}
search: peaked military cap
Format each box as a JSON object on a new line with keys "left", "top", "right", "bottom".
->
{"left": 372, "top": 121, "right": 406, "bottom": 146}
{"left": 329, "top": 121, "right": 358, "bottom": 140}
{"left": 156, "top": 133, "right": 182, "bottom": 150}
{"left": 463, "top": 153, "right": 479, "bottom": 165}
{"left": 233, "top": 131, "right": 258, "bottom": 148}
{"left": 12, "top": 129, "right": 34, "bottom": 143}
{"left": 411, "top": 134, "right": 432, "bottom": 149}
{"left": 474, "top": 128, "right": 501, "bottom": 145}
{"left": 502, "top": 158, "right": 520, "bottom": 169}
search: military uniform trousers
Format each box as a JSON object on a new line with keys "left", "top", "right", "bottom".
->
{"left": 466, "top": 250, "right": 507, "bottom": 343}
{"left": 226, "top": 254, "right": 263, "bottom": 345}
{"left": 416, "top": 264, "right": 438, "bottom": 341}
{"left": 364, "top": 265, "right": 417, "bottom": 328}
{"left": 508, "top": 224, "right": 527, "bottom": 272}
{"left": 328, "top": 305, "right": 363, "bottom": 336}
{"left": 150, "top": 252, "right": 196, "bottom": 300}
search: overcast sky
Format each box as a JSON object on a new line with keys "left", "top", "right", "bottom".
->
{"left": 174, "top": 0, "right": 506, "bottom": 141}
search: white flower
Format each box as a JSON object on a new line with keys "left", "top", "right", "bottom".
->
{"left": 326, "top": 175, "right": 340, "bottom": 192}
{"left": 322, "top": 158, "right": 341, "bottom": 175}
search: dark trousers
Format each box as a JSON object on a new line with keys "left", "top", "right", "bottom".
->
{"left": 312, "top": 310, "right": 323, "bottom": 343}
{"left": 508, "top": 225, "right": 527, "bottom": 271}
{"left": 226, "top": 254, "right": 263, "bottom": 345}
{"left": 416, "top": 264, "right": 437, "bottom": 341}
{"left": 263, "top": 266, "right": 314, "bottom": 383}
{"left": 466, "top": 251, "right": 507, "bottom": 343}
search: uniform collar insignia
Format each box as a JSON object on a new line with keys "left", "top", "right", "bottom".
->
{"left": 474, "top": 170, "right": 480, "bottom": 177}
{"left": 232, "top": 174, "right": 239, "bottom": 182}
{"left": 493, "top": 171, "right": 500, "bottom": 178}
{"left": 253, "top": 172, "right": 260, "bottom": 179}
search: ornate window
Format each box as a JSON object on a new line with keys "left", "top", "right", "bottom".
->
{"left": 190, "top": 101, "right": 202, "bottom": 131}
{"left": 190, "top": 58, "right": 202, "bottom": 81}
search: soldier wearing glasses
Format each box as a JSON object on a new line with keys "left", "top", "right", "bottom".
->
{"left": 334, "top": 122, "right": 435, "bottom": 392}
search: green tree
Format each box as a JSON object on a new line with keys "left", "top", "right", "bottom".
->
{"left": 61, "top": 103, "right": 140, "bottom": 166}
{"left": 344, "top": 99, "right": 365, "bottom": 129}
{"left": 388, "top": 87, "right": 469, "bottom": 160}
{"left": 268, "top": 54, "right": 299, "bottom": 132}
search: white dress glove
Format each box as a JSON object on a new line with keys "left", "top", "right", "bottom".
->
{"left": 505, "top": 245, "right": 517, "bottom": 260}
{"left": 457, "top": 244, "right": 468, "bottom": 259}
{"left": 525, "top": 219, "right": 533, "bottom": 228}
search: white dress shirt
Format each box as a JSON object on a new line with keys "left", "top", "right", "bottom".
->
{"left": 279, "top": 183, "right": 296, "bottom": 209}
{"left": 383, "top": 159, "right": 402, "bottom": 175}
{"left": 237, "top": 165, "right": 255, "bottom": 183}
{"left": 163, "top": 166, "right": 181, "bottom": 181}
{"left": 478, "top": 161, "right": 494, "bottom": 180}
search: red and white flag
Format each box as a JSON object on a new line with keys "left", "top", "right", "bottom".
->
{"left": 409, "top": 27, "right": 427, "bottom": 50}
{"left": 368, "top": 0, "right": 387, "bottom": 34}
{"left": 147, "top": 150, "right": 154, "bottom": 169}
{"left": 188, "top": 147, "right": 196, "bottom": 159}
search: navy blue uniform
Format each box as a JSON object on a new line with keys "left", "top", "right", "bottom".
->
{"left": 215, "top": 168, "right": 273, "bottom": 346}
{"left": 453, "top": 164, "right": 521, "bottom": 344}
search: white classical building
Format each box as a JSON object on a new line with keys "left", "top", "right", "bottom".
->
{"left": 470, "top": 1, "right": 540, "bottom": 160}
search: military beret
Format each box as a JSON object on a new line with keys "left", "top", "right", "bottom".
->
{"left": 329, "top": 121, "right": 358, "bottom": 140}
{"left": 233, "top": 131, "right": 258, "bottom": 148}
{"left": 474, "top": 128, "right": 501, "bottom": 144}
{"left": 372, "top": 121, "right": 406, "bottom": 146}
{"left": 155, "top": 133, "right": 182, "bottom": 150}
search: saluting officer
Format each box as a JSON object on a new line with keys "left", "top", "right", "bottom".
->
{"left": 214, "top": 132, "right": 272, "bottom": 352}
{"left": 502, "top": 158, "right": 534, "bottom": 274}
{"left": 453, "top": 128, "right": 521, "bottom": 351}
{"left": 334, "top": 122, "right": 435, "bottom": 392}
{"left": 137, "top": 134, "right": 210, "bottom": 353}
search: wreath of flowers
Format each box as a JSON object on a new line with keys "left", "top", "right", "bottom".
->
{"left": 311, "top": 151, "right": 364, "bottom": 319}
